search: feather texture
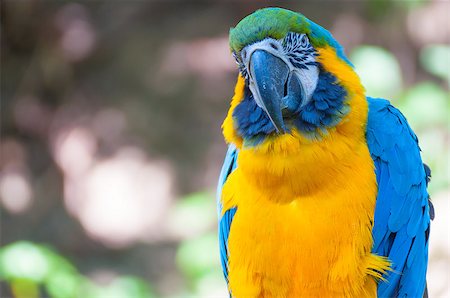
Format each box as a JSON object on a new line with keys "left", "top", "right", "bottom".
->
{"left": 217, "top": 144, "right": 238, "bottom": 283}
{"left": 367, "top": 97, "right": 430, "bottom": 297}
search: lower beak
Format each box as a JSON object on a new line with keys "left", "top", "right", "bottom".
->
{"left": 248, "top": 50, "right": 289, "bottom": 133}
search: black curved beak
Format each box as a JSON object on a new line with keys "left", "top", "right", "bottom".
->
{"left": 249, "top": 50, "right": 290, "bottom": 133}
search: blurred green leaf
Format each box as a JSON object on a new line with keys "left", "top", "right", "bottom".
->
{"left": 351, "top": 46, "right": 403, "bottom": 99}
{"left": 45, "top": 271, "right": 81, "bottom": 298}
{"left": 394, "top": 0, "right": 428, "bottom": 9}
{"left": 104, "top": 276, "right": 156, "bottom": 298}
{"left": 0, "top": 241, "right": 52, "bottom": 282}
{"left": 193, "top": 267, "right": 227, "bottom": 297}
{"left": 167, "top": 192, "right": 216, "bottom": 238}
{"left": 74, "top": 276, "right": 156, "bottom": 298}
{"left": 75, "top": 278, "right": 103, "bottom": 298}
{"left": 0, "top": 242, "right": 157, "bottom": 298}
{"left": 176, "top": 233, "right": 220, "bottom": 280}
{"left": 420, "top": 44, "right": 450, "bottom": 86}
{"left": 10, "top": 278, "right": 39, "bottom": 298}
{"left": 418, "top": 128, "right": 450, "bottom": 193}
{"left": 397, "top": 81, "right": 449, "bottom": 129}
{"left": 366, "top": 0, "right": 394, "bottom": 19}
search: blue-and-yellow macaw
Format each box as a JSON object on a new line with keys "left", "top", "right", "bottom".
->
{"left": 217, "top": 8, "right": 432, "bottom": 297}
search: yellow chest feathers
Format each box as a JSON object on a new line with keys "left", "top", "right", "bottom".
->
{"left": 221, "top": 134, "right": 389, "bottom": 297}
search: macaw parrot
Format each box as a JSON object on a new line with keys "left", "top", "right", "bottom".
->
{"left": 217, "top": 7, "right": 432, "bottom": 298}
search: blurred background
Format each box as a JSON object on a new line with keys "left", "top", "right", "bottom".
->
{"left": 1, "top": 1, "right": 449, "bottom": 297}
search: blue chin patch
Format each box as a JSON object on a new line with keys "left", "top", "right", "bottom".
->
{"left": 233, "top": 68, "right": 349, "bottom": 145}
{"left": 233, "top": 86, "right": 277, "bottom": 146}
{"left": 292, "top": 69, "right": 349, "bottom": 138}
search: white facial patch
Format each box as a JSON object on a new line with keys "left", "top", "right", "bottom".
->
{"left": 294, "top": 64, "right": 319, "bottom": 107}
{"left": 239, "top": 34, "right": 319, "bottom": 107}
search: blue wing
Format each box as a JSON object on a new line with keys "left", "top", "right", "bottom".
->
{"left": 216, "top": 144, "right": 238, "bottom": 283}
{"left": 367, "top": 97, "right": 431, "bottom": 297}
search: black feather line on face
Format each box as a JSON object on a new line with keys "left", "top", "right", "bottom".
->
{"left": 233, "top": 51, "right": 249, "bottom": 81}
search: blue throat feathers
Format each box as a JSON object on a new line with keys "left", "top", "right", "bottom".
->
{"left": 233, "top": 68, "right": 349, "bottom": 145}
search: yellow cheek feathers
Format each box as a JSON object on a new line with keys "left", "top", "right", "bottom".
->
{"left": 222, "top": 74, "right": 245, "bottom": 148}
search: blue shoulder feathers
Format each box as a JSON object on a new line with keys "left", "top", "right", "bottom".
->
{"left": 367, "top": 97, "right": 431, "bottom": 297}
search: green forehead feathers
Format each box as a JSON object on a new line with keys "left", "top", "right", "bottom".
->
{"left": 229, "top": 7, "right": 343, "bottom": 57}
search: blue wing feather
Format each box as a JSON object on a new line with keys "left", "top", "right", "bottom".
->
{"left": 367, "top": 97, "right": 431, "bottom": 297}
{"left": 216, "top": 144, "right": 238, "bottom": 283}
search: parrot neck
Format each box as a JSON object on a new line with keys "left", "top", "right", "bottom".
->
{"left": 235, "top": 106, "right": 369, "bottom": 201}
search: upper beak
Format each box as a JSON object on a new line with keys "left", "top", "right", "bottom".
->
{"left": 248, "top": 49, "right": 290, "bottom": 134}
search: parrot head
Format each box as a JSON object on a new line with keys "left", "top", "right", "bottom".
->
{"left": 223, "top": 7, "right": 364, "bottom": 147}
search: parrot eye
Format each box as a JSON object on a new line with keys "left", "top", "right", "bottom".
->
{"left": 232, "top": 51, "right": 249, "bottom": 80}
{"left": 300, "top": 35, "right": 309, "bottom": 47}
